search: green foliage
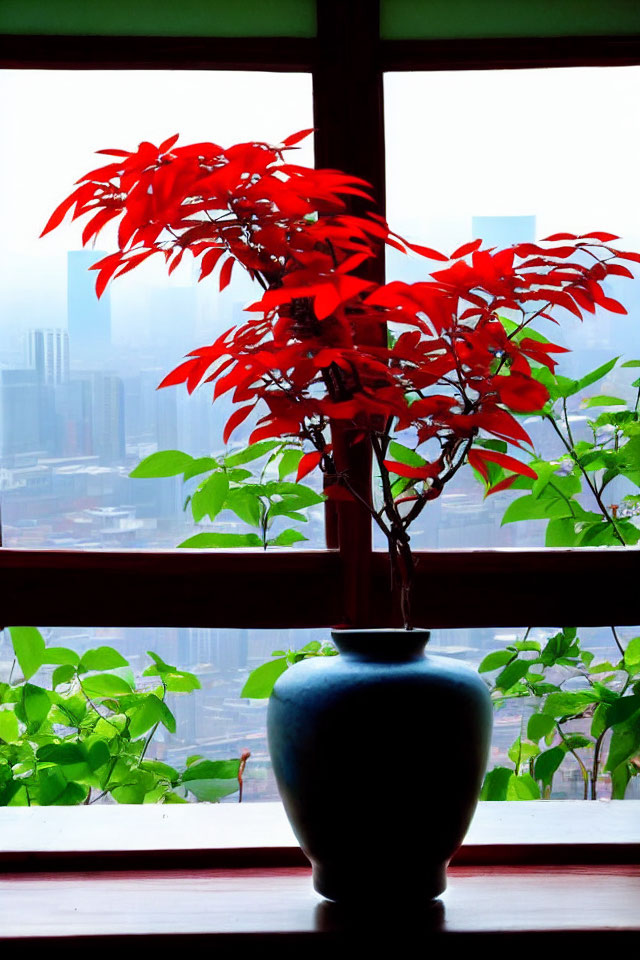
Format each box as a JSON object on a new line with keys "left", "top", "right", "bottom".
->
{"left": 241, "top": 640, "right": 338, "bottom": 699}
{"left": 132, "top": 442, "right": 324, "bottom": 550}
{"left": 480, "top": 626, "right": 640, "bottom": 801}
{"left": 0, "top": 628, "right": 244, "bottom": 806}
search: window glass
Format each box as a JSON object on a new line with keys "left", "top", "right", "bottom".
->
{"left": 380, "top": 0, "right": 640, "bottom": 39}
{"left": 2, "top": 623, "right": 635, "bottom": 802}
{"left": 0, "top": 70, "right": 322, "bottom": 548}
{"left": 383, "top": 66, "right": 640, "bottom": 550}
{"left": 0, "top": 0, "right": 316, "bottom": 38}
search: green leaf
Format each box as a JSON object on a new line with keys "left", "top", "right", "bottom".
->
{"left": 37, "top": 766, "right": 69, "bottom": 804}
{"left": 224, "top": 441, "right": 281, "bottom": 466}
{"left": 605, "top": 716, "right": 640, "bottom": 772}
{"left": 36, "top": 742, "right": 87, "bottom": 766}
{"left": 241, "top": 657, "right": 288, "bottom": 698}
{"left": 158, "top": 700, "right": 177, "bottom": 734}
{"left": 268, "top": 528, "right": 308, "bottom": 547}
{"left": 573, "top": 357, "right": 619, "bottom": 394}
{"left": 81, "top": 673, "right": 133, "bottom": 698}
{"left": 624, "top": 637, "right": 640, "bottom": 672}
{"left": 178, "top": 532, "right": 263, "bottom": 548}
{"left": 480, "top": 766, "right": 512, "bottom": 801}
{"left": 191, "top": 472, "right": 229, "bottom": 522}
{"left": 144, "top": 651, "right": 176, "bottom": 674}
{"left": 161, "top": 671, "right": 200, "bottom": 694}
{"left": 181, "top": 759, "right": 240, "bottom": 782}
{"left": 22, "top": 684, "right": 51, "bottom": 729}
{"left": 606, "top": 695, "right": 640, "bottom": 728}
{"left": 545, "top": 517, "right": 580, "bottom": 546}
{"left": 52, "top": 665, "right": 76, "bottom": 689}
{"left": 278, "top": 449, "right": 304, "bottom": 479}
{"left": 478, "top": 650, "right": 514, "bottom": 673}
{"left": 494, "top": 659, "right": 531, "bottom": 692}
{"left": 181, "top": 778, "right": 239, "bottom": 802}
{"left": 129, "top": 449, "right": 193, "bottom": 478}
{"left": 501, "top": 494, "right": 574, "bottom": 526}
{"left": 8, "top": 627, "right": 45, "bottom": 681}
{"left": 581, "top": 395, "right": 626, "bottom": 409}
{"left": 534, "top": 746, "right": 565, "bottom": 786}
{"left": 527, "top": 713, "right": 555, "bottom": 742}
{"left": 140, "top": 760, "right": 179, "bottom": 783}
{"left": 87, "top": 740, "right": 111, "bottom": 771}
{"left": 0, "top": 709, "right": 19, "bottom": 743}
{"left": 610, "top": 763, "right": 632, "bottom": 799}
{"left": 182, "top": 456, "right": 219, "bottom": 481}
{"left": 43, "top": 647, "right": 80, "bottom": 666}
{"left": 562, "top": 734, "right": 593, "bottom": 751}
{"left": 621, "top": 360, "right": 640, "bottom": 367}
{"left": 543, "top": 691, "right": 600, "bottom": 717}
{"left": 78, "top": 647, "right": 129, "bottom": 673}
{"left": 127, "top": 695, "right": 164, "bottom": 739}
{"left": 506, "top": 772, "right": 541, "bottom": 801}
{"left": 388, "top": 441, "right": 427, "bottom": 468}
{"left": 224, "top": 488, "right": 263, "bottom": 526}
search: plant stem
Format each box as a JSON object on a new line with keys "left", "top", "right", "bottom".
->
{"left": 610, "top": 625, "right": 625, "bottom": 660}
{"left": 591, "top": 731, "right": 606, "bottom": 800}
{"left": 544, "top": 412, "right": 626, "bottom": 544}
{"left": 555, "top": 722, "right": 590, "bottom": 800}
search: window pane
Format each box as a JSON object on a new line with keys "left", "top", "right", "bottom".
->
{"left": 381, "top": 0, "right": 640, "bottom": 39}
{"left": 0, "top": 0, "right": 316, "bottom": 37}
{"left": 0, "top": 70, "right": 323, "bottom": 548}
{"left": 2, "top": 623, "right": 635, "bottom": 802}
{"left": 383, "top": 66, "right": 640, "bottom": 549}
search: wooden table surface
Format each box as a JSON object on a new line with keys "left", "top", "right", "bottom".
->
{"left": 0, "top": 865, "right": 638, "bottom": 945}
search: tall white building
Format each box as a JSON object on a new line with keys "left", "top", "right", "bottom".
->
{"left": 28, "top": 328, "right": 70, "bottom": 385}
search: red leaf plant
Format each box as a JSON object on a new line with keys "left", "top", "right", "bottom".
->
{"left": 43, "top": 131, "right": 635, "bottom": 628}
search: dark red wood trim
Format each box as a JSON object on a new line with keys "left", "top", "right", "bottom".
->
{"left": 381, "top": 35, "right": 640, "bottom": 72}
{"left": 371, "top": 548, "right": 640, "bottom": 628}
{"left": 0, "top": 546, "right": 637, "bottom": 628}
{"left": 313, "top": 0, "right": 385, "bottom": 623}
{"left": 0, "top": 34, "right": 316, "bottom": 70}
{"left": 0, "top": 548, "right": 343, "bottom": 628}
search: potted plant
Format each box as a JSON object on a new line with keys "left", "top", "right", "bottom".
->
{"left": 42, "top": 130, "right": 637, "bottom": 899}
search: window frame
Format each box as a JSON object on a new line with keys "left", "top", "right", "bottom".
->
{"left": 1, "top": 0, "right": 639, "bottom": 838}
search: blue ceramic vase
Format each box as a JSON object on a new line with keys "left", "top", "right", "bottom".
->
{"left": 267, "top": 628, "right": 492, "bottom": 903}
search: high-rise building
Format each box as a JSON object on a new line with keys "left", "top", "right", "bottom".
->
{"left": 0, "top": 369, "right": 44, "bottom": 462}
{"left": 67, "top": 250, "right": 111, "bottom": 366}
{"left": 28, "top": 328, "right": 69, "bottom": 385}
{"left": 88, "top": 373, "right": 125, "bottom": 464}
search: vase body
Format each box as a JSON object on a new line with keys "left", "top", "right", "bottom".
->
{"left": 267, "top": 628, "right": 492, "bottom": 903}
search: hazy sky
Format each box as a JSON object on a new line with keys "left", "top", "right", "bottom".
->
{"left": 1, "top": 65, "right": 639, "bottom": 344}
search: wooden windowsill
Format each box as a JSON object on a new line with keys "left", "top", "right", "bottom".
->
{"left": 1, "top": 800, "right": 639, "bottom": 871}
{"left": 1, "top": 802, "right": 639, "bottom": 943}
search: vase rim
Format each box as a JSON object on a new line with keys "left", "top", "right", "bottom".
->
{"left": 330, "top": 627, "right": 430, "bottom": 659}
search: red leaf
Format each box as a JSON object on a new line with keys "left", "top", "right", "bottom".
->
{"left": 451, "top": 239, "right": 482, "bottom": 259}
{"left": 611, "top": 249, "right": 640, "bottom": 264}
{"left": 158, "top": 358, "right": 198, "bottom": 390}
{"left": 81, "top": 206, "right": 120, "bottom": 247}
{"left": 223, "top": 403, "right": 255, "bottom": 444}
{"left": 249, "top": 417, "right": 300, "bottom": 444}
{"left": 282, "top": 128, "right": 315, "bottom": 147}
{"left": 219, "top": 256, "right": 235, "bottom": 292}
{"left": 468, "top": 448, "right": 537, "bottom": 481}
{"left": 579, "top": 231, "right": 619, "bottom": 242}
{"left": 485, "top": 474, "right": 520, "bottom": 497}
{"left": 383, "top": 460, "right": 440, "bottom": 480}
{"left": 296, "top": 450, "right": 322, "bottom": 481}
{"left": 402, "top": 240, "right": 448, "bottom": 262}
{"left": 159, "top": 133, "right": 180, "bottom": 153}
{"left": 199, "top": 247, "right": 225, "bottom": 282}
{"left": 541, "top": 233, "right": 577, "bottom": 241}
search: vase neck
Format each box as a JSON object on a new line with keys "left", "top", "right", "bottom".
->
{"left": 330, "top": 628, "right": 430, "bottom": 662}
